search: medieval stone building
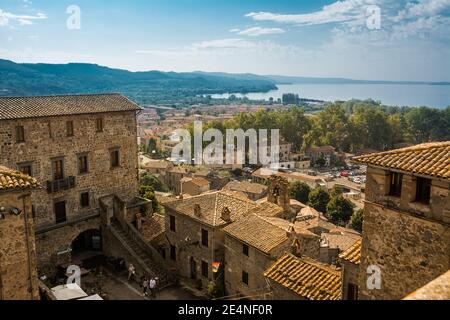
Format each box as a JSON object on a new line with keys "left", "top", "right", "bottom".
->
{"left": 353, "top": 142, "right": 450, "bottom": 300}
{"left": 0, "top": 166, "right": 40, "bottom": 300}
{"left": 0, "top": 94, "right": 143, "bottom": 275}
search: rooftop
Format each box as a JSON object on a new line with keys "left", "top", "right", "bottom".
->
{"left": 404, "top": 270, "right": 450, "bottom": 300}
{"left": 223, "top": 180, "right": 268, "bottom": 195}
{"left": 0, "top": 166, "right": 40, "bottom": 192}
{"left": 353, "top": 141, "right": 450, "bottom": 180}
{"left": 163, "top": 190, "right": 257, "bottom": 227}
{"left": 264, "top": 253, "right": 341, "bottom": 300}
{"left": 0, "top": 93, "right": 141, "bottom": 120}
{"left": 339, "top": 238, "right": 362, "bottom": 265}
{"left": 181, "top": 177, "right": 210, "bottom": 187}
{"left": 140, "top": 214, "right": 166, "bottom": 242}
{"left": 223, "top": 212, "right": 290, "bottom": 254}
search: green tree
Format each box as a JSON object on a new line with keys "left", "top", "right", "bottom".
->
{"left": 139, "top": 185, "right": 160, "bottom": 213}
{"left": 350, "top": 209, "right": 364, "bottom": 232}
{"left": 140, "top": 172, "right": 169, "bottom": 192}
{"left": 308, "top": 187, "right": 330, "bottom": 214}
{"left": 326, "top": 194, "right": 355, "bottom": 225}
{"left": 290, "top": 181, "right": 311, "bottom": 204}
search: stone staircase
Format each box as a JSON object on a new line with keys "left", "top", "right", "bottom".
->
{"left": 109, "top": 219, "right": 170, "bottom": 288}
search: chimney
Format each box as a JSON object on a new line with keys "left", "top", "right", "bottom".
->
{"left": 221, "top": 207, "right": 231, "bottom": 222}
{"left": 194, "top": 204, "right": 201, "bottom": 217}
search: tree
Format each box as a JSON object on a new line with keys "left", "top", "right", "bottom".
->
{"left": 308, "top": 187, "right": 330, "bottom": 214}
{"left": 140, "top": 172, "right": 169, "bottom": 192}
{"left": 326, "top": 194, "right": 354, "bottom": 225}
{"left": 290, "top": 181, "right": 311, "bottom": 204}
{"left": 351, "top": 209, "right": 364, "bottom": 232}
{"left": 139, "top": 185, "right": 160, "bottom": 213}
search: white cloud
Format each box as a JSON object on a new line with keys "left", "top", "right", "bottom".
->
{"left": 0, "top": 9, "right": 47, "bottom": 27}
{"left": 192, "top": 38, "right": 257, "bottom": 49}
{"left": 394, "top": 0, "right": 450, "bottom": 20}
{"left": 233, "top": 26, "right": 285, "bottom": 36}
{"left": 245, "top": 0, "right": 372, "bottom": 26}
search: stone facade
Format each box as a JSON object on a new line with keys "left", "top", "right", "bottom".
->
{"left": 164, "top": 207, "right": 222, "bottom": 290}
{"left": 0, "top": 190, "right": 39, "bottom": 300}
{"left": 359, "top": 166, "right": 450, "bottom": 300}
{"left": 0, "top": 105, "right": 140, "bottom": 274}
{"left": 224, "top": 234, "right": 289, "bottom": 298}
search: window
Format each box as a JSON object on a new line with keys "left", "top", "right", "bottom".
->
{"left": 347, "top": 283, "right": 359, "bottom": 300}
{"left": 242, "top": 271, "right": 249, "bottom": 285}
{"left": 54, "top": 201, "right": 67, "bottom": 224}
{"left": 243, "top": 244, "right": 249, "bottom": 256}
{"left": 80, "top": 192, "right": 90, "bottom": 208}
{"left": 16, "top": 125, "right": 25, "bottom": 143}
{"left": 388, "top": 172, "right": 403, "bottom": 197}
{"left": 415, "top": 177, "right": 431, "bottom": 204}
{"left": 169, "top": 215, "right": 176, "bottom": 232}
{"left": 201, "top": 228, "right": 208, "bottom": 247}
{"left": 66, "top": 121, "right": 74, "bottom": 136}
{"left": 52, "top": 158, "right": 64, "bottom": 180}
{"left": 78, "top": 154, "right": 89, "bottom": 174}
{"left": 96, "top": 117, "right": 103, "bottom": 132}
{"left": 201, "top": 260, "right": 208, "bottom": 278}
{"left": 110, "top": 149, "right": 120, "bottom": 168}
{"left": 18, "top": 162, "right": 32, "bottom": 176}
{"left": 170, "top": 245, "right": 176, "bottom": 261}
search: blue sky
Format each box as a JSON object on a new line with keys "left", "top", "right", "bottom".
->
{"left": 1, "top": 0, "right": 449, "bottom": 81}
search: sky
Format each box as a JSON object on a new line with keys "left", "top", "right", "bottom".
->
{"left": 0, "top": 0, "right": 449, "bottom": 81}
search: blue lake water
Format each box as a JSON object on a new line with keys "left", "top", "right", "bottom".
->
{"left": 211, "top": 84, "right": 450, "bottom": 109}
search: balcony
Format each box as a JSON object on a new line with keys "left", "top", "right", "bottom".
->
{"left": 46, "top": 176, "right": 76, "bottom": 193}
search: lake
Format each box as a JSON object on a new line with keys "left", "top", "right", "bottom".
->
{"left": 210, "top": 84, "right": 450, "bottom": 109}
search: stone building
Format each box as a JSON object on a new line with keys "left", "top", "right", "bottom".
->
{"left": 223, "top": 206, "right": 320, "bottom": 299}
{"left": 0, "top": 166, "right": 40, "bottom": 300}
{"left": 264, "top": 253, "right": 341, "bottom": 300}
{"left": 353, "top": 142, "right": 450, "bottom": 300}
{"left": 163, "top": 190, "right": 257, "bottom": 290}
{"left": 167, "top": 166, "right": 187, "bottom": 195}
{"left": 339, "top": 239, "right": 361, "bottom": 300}
{"left": 223, "top": 180, "right": 268, "bottom": 201}
{"left": 181, "top": 177, "right": 211, "bottom": 196}
{"left": 306, "top": 145, "right": 337, "bottom": 167}
{"left": 0, "top": 94, "right": 143, "bottom": 275}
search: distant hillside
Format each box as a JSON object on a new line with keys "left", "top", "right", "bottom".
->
{"left": 264, "top": 74, "right": 450, "bottom": 85}
{"left": 0, "top": 59, "right": 277, "bottom": 105}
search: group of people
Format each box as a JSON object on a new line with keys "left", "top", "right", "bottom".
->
{"left": 127, "top": 263, "right": 158, "bottom": 298}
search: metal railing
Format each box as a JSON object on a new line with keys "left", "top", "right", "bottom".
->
{"left": 46, "top": 176, "right": 76, "bottom": 193}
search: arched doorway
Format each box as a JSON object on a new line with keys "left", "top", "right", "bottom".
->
{"left": 72, "top": 229, "right": 102, "bottom": 255}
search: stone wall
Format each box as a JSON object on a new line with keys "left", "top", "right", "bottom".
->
{"left": 340, "top": 261, "right": 359, "bottom": 300}
{"left": 0, "top": 190, "right": 39, "bottom": 300}
{"left": 0, "top": 111, "right": 140, "bottom": 271}
{"left": 359, "top": 201, "right": 450, "bottom": 300}
{"left": 35, "top": 217, "right": 101, "bottom": 275}
{"left": 164, "top": 207, "right": 221, "bottom": 290}
{"left": 224, "top": 235, "right": 289, "bottom": 299}
{"left": 267, "top": 280, "right": 304, "bottom": 300}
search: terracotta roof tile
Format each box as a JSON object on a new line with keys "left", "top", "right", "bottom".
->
{"left": 163, "top": 190, "right": 256, "bottom": 227}
{"left": 0, "top": 93, "right": 141, "bottom": 120}
{"left": 264, "top": 253, "right": 341, "bottom": 300}
{"left": 353, "top": 141, "right": 450, "bottom": 180}
{"left": 223, "top": 181, "right": 267, "bottom": 195}
{"left": 0, "top": 166, "right": 40, "bottom": 191}
{"left": 338, "top": 239, "right": 362, "bottom": 265}
{"left": 223, "top": 213, "right": 290, "bottom": 253}
{"left": 140, "top": 214, "right": 165, "bottom": 242}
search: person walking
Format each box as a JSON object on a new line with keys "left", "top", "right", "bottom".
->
{"left": 142, "top": 277, "right": 149, "bottom": 296}
{"left": 149, "top": 277, "right": 156, "bottom": 298}
{"left": 128, "top": 263, "right": 136, "bottom": 282}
